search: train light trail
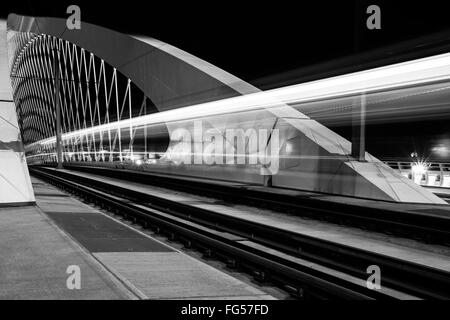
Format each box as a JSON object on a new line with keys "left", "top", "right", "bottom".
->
{"left": 24, "top": 52, "right": 450, "bottom": 150}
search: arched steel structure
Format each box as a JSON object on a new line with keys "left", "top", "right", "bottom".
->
{"left": 4, "top": 13, "right": 446, "bottom": 204}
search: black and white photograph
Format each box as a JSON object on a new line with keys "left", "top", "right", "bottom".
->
{"left": 1, "top": 0, "right": 450, "bottom": 313}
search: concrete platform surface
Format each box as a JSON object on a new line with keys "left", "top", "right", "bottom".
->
{"left": 0, "top": 176, "right": 273, "bottom": 300}
{"left": 94, "top": 252, "right": 274, "bottom": 300}
{"left": 0, "top": 205, "right": 132, "bottom": 299}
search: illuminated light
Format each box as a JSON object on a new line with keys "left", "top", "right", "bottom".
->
{"left": 411, "top": 161, "right": 429, "bottom": 185}
{"left": 135, "top": 159, "right": 143, "bottom": 166}
{"left": 285, "top": 142, "right": 293, "bottom": 154}
{"left": 124, "top": 154, "right": 140, "bottom": 161}
{"left": 25, "top": 52, "right": 450, "bottom": 150}
{"left": 411, "top": 162, "right": 429, "bottom": 175}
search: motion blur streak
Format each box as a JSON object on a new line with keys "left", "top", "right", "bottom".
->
{"left": 26, "top": 52, "right": 450, "bottom": 148}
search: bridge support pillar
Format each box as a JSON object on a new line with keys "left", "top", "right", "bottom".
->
{"left": 351, "top": 92, "right": 367, "bottom": 161}
{"left": 53, "top": 49, "right": 63, "bottom": 169}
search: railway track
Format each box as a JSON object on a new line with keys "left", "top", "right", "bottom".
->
{"left": 60, "top": 164, "right": 450, "bottom": 245}
{"left": 30, "top": 166, "right": 450, "bottom": 300}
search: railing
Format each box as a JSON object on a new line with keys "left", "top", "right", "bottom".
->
{"left": 384, "top": 161, "right": 450, "bottom": 188}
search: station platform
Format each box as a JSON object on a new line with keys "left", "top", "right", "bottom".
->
{"left": 50, "top": 167, "right": 450, "bottom": 274}
{"left": 0, "top": 177, "right": 274, "bottom": 300}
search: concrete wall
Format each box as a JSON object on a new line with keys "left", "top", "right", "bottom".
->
{"left": 0, "top": 20, "right": 34, "bottom": 205}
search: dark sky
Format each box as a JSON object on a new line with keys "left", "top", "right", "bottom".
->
{"left": 2, "top": 0, "right": 450, "bottom": 88}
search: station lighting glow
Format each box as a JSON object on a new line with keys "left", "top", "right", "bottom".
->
{"left": 26, "top": 52, "right": 450, "bottom": 150}
{"left": 411, "top": 162, "right": 429, "bottom": 175}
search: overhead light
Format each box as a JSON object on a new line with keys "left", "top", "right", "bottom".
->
{"left": 411, "top": 161, "right": 429, "bottom": 175}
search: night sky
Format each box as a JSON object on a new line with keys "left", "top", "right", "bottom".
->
{"left": 2, "top": 1, "right": 450, "bottom": 88}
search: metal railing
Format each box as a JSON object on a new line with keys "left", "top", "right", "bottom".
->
{"left": 384, "top": 161, "right": 450, "bottom": 188}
